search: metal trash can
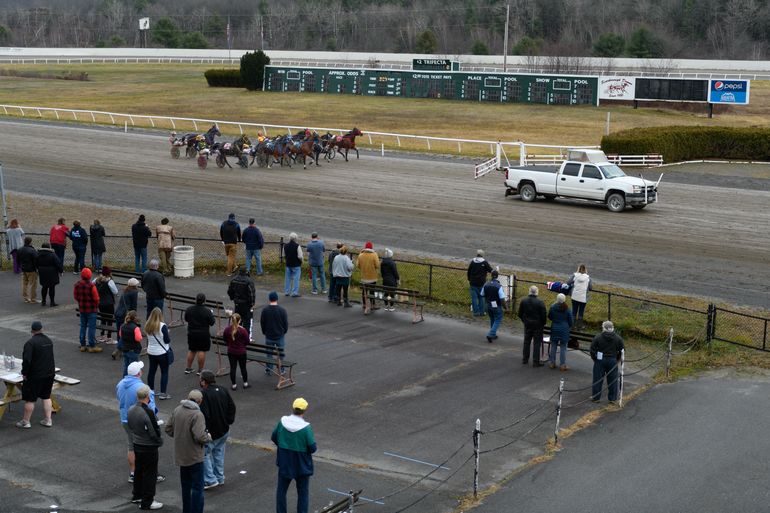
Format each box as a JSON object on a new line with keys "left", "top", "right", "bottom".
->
{"left": 173, "top": 245, "right": 194, "bottom": 278}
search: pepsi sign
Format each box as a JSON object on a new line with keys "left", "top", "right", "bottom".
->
{"left": 709, "top": 79, "right": 750, "bottom": 104}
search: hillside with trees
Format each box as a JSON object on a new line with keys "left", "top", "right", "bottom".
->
{"left": 0, "top": 0, "right": 768, "bottom": 60}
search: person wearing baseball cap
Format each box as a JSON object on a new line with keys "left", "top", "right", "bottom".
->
{"left": 271, "top": 397, "right": 316, "bottom": 513}
{"left": 15, "top": 321, "right": 56, "bottom": 429}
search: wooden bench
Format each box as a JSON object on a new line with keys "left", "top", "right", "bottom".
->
{"left": 75, "top": 309, "right": 119, "bottom": 337}
{"left": 212, "top": 336, "right": 296, "bottom": 390}
{"left": 110, "top": 269, "right": 142, "bottom": 287}
{"left": 361, "top": 283, "right": 424, "bottom": 324}
{"left": 319, "top": 490, "right": 363, "bottom": 513}
{"left": 541, "top": 326, "right": 594, "bottom": 361}
{"left": 165, "top": 292, "right": 226, "bottom": 329}
{"left": 0, "top": 360, "right": 78, "bottom": 420}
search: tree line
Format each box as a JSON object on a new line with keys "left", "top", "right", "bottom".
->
{"left": 0, "top": 0, "right": 768, "bottom": 60}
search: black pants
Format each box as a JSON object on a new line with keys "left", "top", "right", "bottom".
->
{"left": 228, "top": 353, "right": 248, "bottom": 385}
{"left": 133, "top": 446, "right": 158, "bottom": 509}
{"left": 41, "top": 285, "right": 56, "bottom": 304}
{"left": 522, "top": 324, "right": 544, "bottom": 364}
{"left": 99, "top": 303, "right": 114, "bottom": 337}
{"left": 234, "top": 303, "right": 252, "bottom": 336}
{"left": 335, "top": 277, "right": 350, "bottom": 304}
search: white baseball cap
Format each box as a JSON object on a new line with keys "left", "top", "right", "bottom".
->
{"left": 127, "top": 361, "right": 144, "bottom": 376}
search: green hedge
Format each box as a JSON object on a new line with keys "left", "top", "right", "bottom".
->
{"left": 204, "top": 69, "right": 243, "bottom": 88}
{"left": 601, "top": 126, "right": 770, "bottom": 162}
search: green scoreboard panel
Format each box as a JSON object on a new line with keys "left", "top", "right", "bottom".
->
{"left": 265, "top": 66, "right": 598, "bottom": 106}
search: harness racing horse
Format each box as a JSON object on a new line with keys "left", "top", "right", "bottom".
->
{"left": 182, "top": 124, "right": 220, "bottom": 158}
{"left": 255, "top": 136, "right": 292, "bottom": 168}
{"left": 297, "top": 133, "right": 323, "bottom": 169}
{"left": 329, "top": 128, "right": 363, "bottom": 162}
{"left": 211, "top": 134, "right": 251, "bottom": 169}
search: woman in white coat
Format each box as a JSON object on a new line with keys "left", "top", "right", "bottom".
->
{"left": 568, "top": 264, "right": 592, "bottom": 328}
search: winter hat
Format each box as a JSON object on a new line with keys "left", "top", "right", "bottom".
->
{"left": 364, "top": 241, "right": 373, "bottom": 249}
{"left": 127, "top": 361, "right": 144, "bottom": 376}
{"left": 268, "top": 291, "right": 279, "bottom": 302}
{"left": 80, "top": 268, "right": 92, "bottom": 280}
{"left": 385, "top": 248, "right": 393, "bottom": 258}
{"left": 228, "top": 213, "right": 236, "bottom": 220}
{"left": 101, "top": 266, "right": 112, "bottom": 276}
{"left": 477, "top": 249, "right": 484, "bottom": 257}
{"left": 292, "top": 397, "right": 308, "bottom": 411}
{"left": 138, "top": 214, "right": 145, "bottom": 223}
{"left": 127, "top": 278, "right": 140, "bottom": 287}
{"left": 31, "top": 320, "right": 43, "bottom": 331}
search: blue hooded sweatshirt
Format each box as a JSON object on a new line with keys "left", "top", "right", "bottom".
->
{"left": 116, "top": 374, "right": 157, "bottom": 424}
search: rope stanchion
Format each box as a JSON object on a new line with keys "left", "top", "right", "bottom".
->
{"left": 473, "top": 419, "right": 480, "bottom": 499}
{"left": 618, "top": 348, "right": 625, "bottom": 407}
{"left": 665, "top": 327, "right": 673, "bottom": 379}
{"left": 554, "top": 378, "right": 564, "bottom": 445}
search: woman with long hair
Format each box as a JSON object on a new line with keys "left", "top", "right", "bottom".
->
{"left": 567, "top": 264, "right": 592, "bottom": 328}
{"left": 223, "top": 313, "right": 249, "bottom": 390}
{"left": 6, "top": 219, "right": 24, "bottom": 274}
{"left": 548, "top": 293, "right": 574, "bottom": 371}
{"left": 113, "top": 278, "right": 140, "bottom": 360}
{"left": 145, "top": 307, "right": 173, "bottom": 400}
{"left": 120, "top": 310, "right": 143, "bottom": 377}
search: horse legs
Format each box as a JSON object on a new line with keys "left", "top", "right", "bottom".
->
{"left": 344, "top": 148, "right": 349, "bottom": 162}
{"left": 355, "top": 148, "right": 359, "bottom": 159}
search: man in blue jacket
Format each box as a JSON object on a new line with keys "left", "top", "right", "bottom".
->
{"left": 271, "top": 397, "right": 316, "bottom": 513}
{"left": 305, "top": 232, "right": 326, "bottom": 295}
{"left": 241, "top": 218, "right": 264, "bottom": 276}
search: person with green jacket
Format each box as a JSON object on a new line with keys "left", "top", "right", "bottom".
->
{"left": 271, "top": 397, "right": 317, "bottom": 513}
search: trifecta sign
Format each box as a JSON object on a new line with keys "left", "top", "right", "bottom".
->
{"left": 413, "top": 59, "right": 458, "bottom": 71}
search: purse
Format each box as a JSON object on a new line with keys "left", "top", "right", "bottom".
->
{"left": 152, "top": 331, "right": 175, "bottom": 365}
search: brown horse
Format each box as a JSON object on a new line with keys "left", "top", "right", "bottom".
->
{"left": 328, "top": 127, "right": 363, "bottom": 162}
{"left": 297, "top": 134, "right": 323, "bottom": 169}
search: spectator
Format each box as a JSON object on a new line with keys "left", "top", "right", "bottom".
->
{"left": 590, "top": 321, "right": 625, "bottom": 403}
{"left": 6, "top": 218, "right": 24, "bottom": 274}
{"left": 89, "top": 219, "right": 106, "bottom": 273}
{"left": 224, "top": 313, "right": 249, "bottom": 390}
{"left": 199, "top": 370, "right": 236, "bottom": 490}
{"left": 15, "top": 321, "right": 55, "bottom": 429}
{"left": 227, "top": 268, "right": 256, "bottom": 338}
{"left": 481, "top": 270, "right": 506, "bottom": 343}
{"left": 142, "top": 259, "right": 167, "bottom": 320}
{"left": 306, "top": 232, "right": 326, "bottom": 295}
{"left": 327, "top": 243, "right": 342, "bottom": 304}
{"left": 132, "top": 214, "right": 152, "bottom": 273}
{"left": 49, "top": 217, "right": 69, "bottom": 267}
{"left": 271, "top": 397, "right": 317, "bottom": 513}
{"left": 467, "top": 250, "right": 493, "bottom": 317}
{"left": 94, "top": 267, "right": 118, "bottom": 344}
{"left": 241, "top": 218, "right": 264, "bottom": 276}
{"left": 18, "top": 236, "right": 38, "bottom": 304}
{"left": 356, "top": 241, "right": 380, "bottom": 314}
{"left": 260, "top": 291, "right": 289, "bottom": 374}
{"left": 114, "top": 278, "right": 140, "bottom": 361}
{"left": 518, "top": 285, "right": 547, "bottom": 367}
{"left": 283, "top": 232, "right": 303, "bottom": 297}
{"left": 116, "top": 361, "right": 161, "bottom": 485}
{"left": 127, "top": 385, "right": 164, "bottom": 510}
{"left": 220, "top": 213, "right": 241, "bottom": 276}
{"left": 548, "top": 293, "right": 574, "bottom": 371}
{"left": 184, "top": 293, "right": 216, "bottom": 376}
{"left": 68, "top": 220, "right": 89, "bottom": 274}
{"left": 74, "top": 268, "right": 103, "bottom": 353}
{"left": 121, "top": 310, "right": 144, "bottom": 376}
{"left": 332, "top": 246, "right": 354, "bottom": 308}
{"left": 380, "top": 248, "right": 400, "bottom": 312}
{"left": 146, "top": 307, "right": 173, "bottom": 401}
{"left": 567, "top": 264, "right": 592, "bottom": 329}
{"left": 165, "top": 389, "right": 211, "bottom": 513}
{"left": 156, "top": 218, "right": 176, "bottom": 275}
{"left": 36, "top": 242, "right": 62, "bottom": 307}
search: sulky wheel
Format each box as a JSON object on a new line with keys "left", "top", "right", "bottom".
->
{"left": 170, "top": 146, "right": 181, "bottom": 159}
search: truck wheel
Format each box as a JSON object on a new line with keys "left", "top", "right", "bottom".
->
{"left": 607, "top": 193, "right": 626, "bottom": 212}
{"left": 520, "top": 183, "right": 537, "bottom": 202}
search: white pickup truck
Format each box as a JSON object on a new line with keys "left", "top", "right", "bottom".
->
{"left": 503, "top": 149, "right": 661, "bottom": 212}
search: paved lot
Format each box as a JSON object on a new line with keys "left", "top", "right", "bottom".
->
{"left": 0, "top": 120, "right": 768, "bottom": 308}
{"left": 0, "top": 270, "right": 649, "bottom": 513}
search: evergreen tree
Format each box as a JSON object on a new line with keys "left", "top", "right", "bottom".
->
{"left": 414, "top": 30, "right": 438, "bottom": 54}
{"left": 592, "top": 33, "right": 625, "bottom": 57}
{"left": 471, "top": 39, "right": 490, "bottom": 55}
{"left": 626, "top": 27, "right": 665, "bottom": 58}
{"left": 241, "top": 49, "right": 271, "bottom": 91}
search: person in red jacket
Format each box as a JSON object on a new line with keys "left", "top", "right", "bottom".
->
{"left": 74, "top": 268, "right": 103, "bottom": 353}
{"left": 49, "top": 217, "right": 70, "bottom": 268}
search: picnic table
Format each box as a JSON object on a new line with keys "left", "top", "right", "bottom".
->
{"left": 0, "top": 358, "right": 80, "bottom": 421}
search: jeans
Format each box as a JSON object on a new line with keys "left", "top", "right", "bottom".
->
{"left": 265, "top": 337, "right": 285, "bottom": 371}
{"left": 79, "top": 311, "right": 97, "bottom": 347}
{"left": 276, "top": 474, "right": 310, "bottom": 513}
{"left": 146, "top": 298, "right": 165, "bottom": 321}
{"left": 572, "top": 300, "right": 587, "bottom": 321}
{"left": 123, "top": 350, "right": 140, "bottom": 376}
{"left": 132, "top": 447, "right": 158, "bottom": 509}
{"left": 134, "top": 247, "right": 148, "bottom": 273}
{"left": 284, "top": 266, "right": 301, "bottom": 296}
{"left": 180, "top": 462, "right": 204, "bottom": 513}
{"left": 334, "top": 277, "right": 350, "bottom": 304}
{"left": 148, "top": 353, "right": 170, "bottom": 394}
{"left": 91, "top": 252, "right": 103, "bottom": 271}
{"left": 310, "top": 265, "right": 326, "bottom": 293}
{"left": 73, "top": 247, "right": 86, "bottom": 273}
{"left": 52, "top": 244, "right": 65, "bottom": 267}
{"left": 225, "top": 243, "right": 237, "bottom": 274}
{"left": 549, "top": 335, "right": 569, "bottom": 366}
{"left": 522, "top": 324, "right": 544, "bottom": 363}
{"left": 245, "top": 248, "right": 263, "bottom": 274}
{"left": 592, "top": 357, "right": 619, "bottom": 401}
{"left": 470, "top": 286, "right": 485, "bottom": 315}
{"left": 203, "top": 432, "right": 229, "bottom": 486}
{"left": 486, "top": 307, "right": 503, "bottom": 338}
{"left": 328, "top": 276, "right": 337, "bottom": 301}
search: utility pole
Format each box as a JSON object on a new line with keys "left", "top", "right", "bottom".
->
{"left": 0, "top": 163, "right": 8, "bottom": 267}
{"left": 503, "top": 4, "right": 510, "bottom": 72}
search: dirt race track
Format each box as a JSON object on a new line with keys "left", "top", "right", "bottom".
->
{"left": 0, "top": 119, "right": 768, "bottom": 308}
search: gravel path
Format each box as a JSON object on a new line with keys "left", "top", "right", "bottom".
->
{"left": 0, "top": 120, "right": 768, "bottom": 308}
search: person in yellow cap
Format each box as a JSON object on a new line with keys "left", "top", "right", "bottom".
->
{"left": 271, "top": 398, "right": 316, "bottom": 513}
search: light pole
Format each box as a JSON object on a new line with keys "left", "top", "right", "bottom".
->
{"left": 503, "top": 4, "right": 510, "bottom": 72}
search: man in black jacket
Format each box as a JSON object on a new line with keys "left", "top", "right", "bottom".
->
{"left": 220, "top": 213, "right": 241, "bottom": 276}
{"left": 260, "top": 291, "right": 289, "bottom": 374}
{"left": 16, "top": 321, "right": 55, "bottom": 429}
{"left": 127, "top": 385, "right": 164, "bottom": 510}
{"left": 518, "top": 285, "right": 547, "bottom": 367}
{"left": 141, "top": 259, "right": 167, "bottom": 320}
{"left": 18, "top": 236, "right": 38, "bottom": 304}
{"left": 199, "top": 370, "right": 236, "bottom": 490}
{"left": 228, "top": 269, "right": 255, "bottom": 338}
{"left": 467, "top": 250, "right": 493, "bottom": 317}
{"left": 590, "top": 321, "right": 625, "bottom": 403}
{"left": 132, "top": 214, "right": 152, "bottom": 273}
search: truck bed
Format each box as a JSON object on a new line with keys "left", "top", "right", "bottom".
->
{"left": 508, "top": 165, "right": 559, "bottom": 174}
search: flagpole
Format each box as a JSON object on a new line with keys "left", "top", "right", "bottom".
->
{"left": 227, "top": 16, "right": 232, "bottom": 64}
